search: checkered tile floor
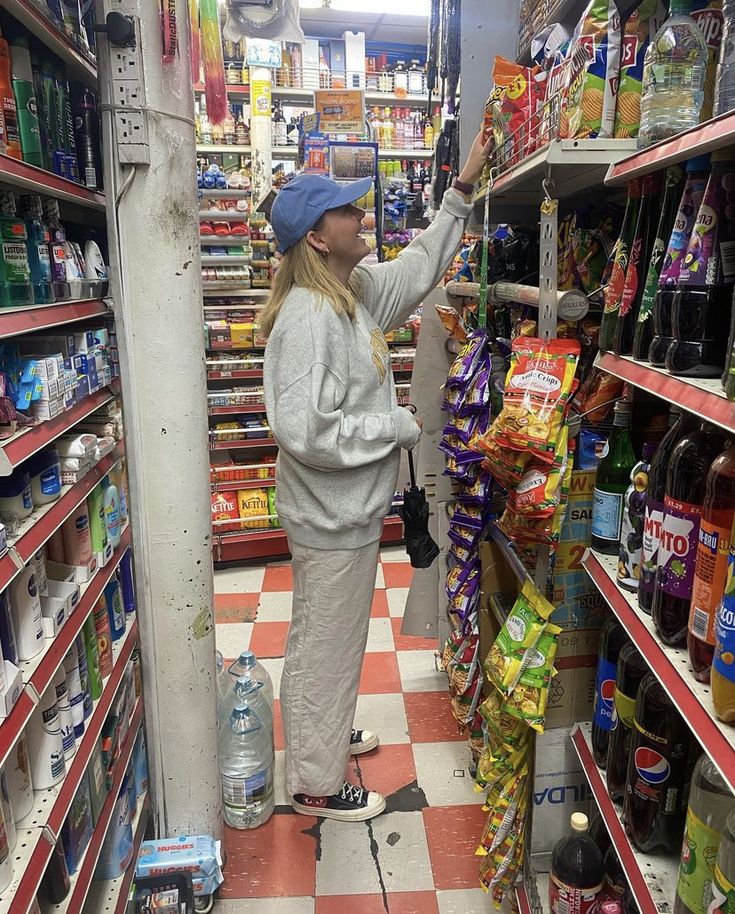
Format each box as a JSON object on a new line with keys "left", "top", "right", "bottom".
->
{"left": 214, "top": 547, "right": 490, "bottom": 914}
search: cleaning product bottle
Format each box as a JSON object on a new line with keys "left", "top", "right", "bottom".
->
{"left": 87, "top": 483, "right": 108, "bottom": 558}
{"left": 42, "top": 199, "right": 69, "bottom": 301}
{"left": 101, "top": 475, "right": 121, "bottom": 548}
{"left": 10, "top": 38, "right": 43, "bottom": 168}
{"left": 104, "top": 578, "right": 125, "bottom": 642}
{"left": 0, "top": 28, "right": 20, "bottom": 159}
{"left": 20, "top": 196, "right": 54, "bottom": 304}
{"left": 0, "top": 191, "right": 34, "bottom": 308}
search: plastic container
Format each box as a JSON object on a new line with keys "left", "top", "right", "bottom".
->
{"left": 118, "top": 550, "right": 136, "bottom": 614}
{"left": 82, "top": 613, "right": 103, "bottom": 700}
{"left": 26, "top": 686, "right": 66, "bottom": 789}
{"left": 220, "top": 700, "right": 274, "bottom": 829}
{"left": 101, "top": 475, "right": 121, "bottom": 548}
{"left": 5, "top": 733, "right": 33, "bottom": 823}
{"left": 549, "top": 813, "right": 604, "bottom": 914}
{"left": 715, "top": 0, "right": 735, "bottom": 117}
{"left": 22, "top": 196, "right": 54, "bottom": 305}
{"left": 92, "top": 595, "right": 113, "bottom": 678}
{"left": 591, "top": 617, "right": 630, "bottom": 769}
{"left": 227, "top": 650, "right": 274, "bottom": 707}
{"left": 8, "top": 562, "right": 43, "bottom": 661}
{"left": 28, "top": 448, "right": 61, "bottom": 507}
{"left": 0, "top": 769, "right": 16, "bottom": 852}
{"left": 607, "top": 644, "right": 649, "bottom": 803}
{"left": 52, "top": 665, "right": 76, "bottom": 761}
{"left": 87, "top": 483, "right": 108, "bottom": 555}
{"left": 617, "top": 442, "right": 656, "bottom": 592}
{"left": 9, "top": 38, "right": 43, "bottom": 167}
{"left": 104, "top": 578, "right": 125, "bottom": 641}
{"left": 61, "top": 502, "right": 93, "bottom": 567}
{"left": 0, "top": 469, "right": 32, "bottom": 525}
{"left": 63, "top": 642, "right": 86, "bottom": 739}
{"left": 94, "top": 774, "right": 133, "bottom": 879}
{"left": 0, "top": 590, "right": 17, "bottom": 666}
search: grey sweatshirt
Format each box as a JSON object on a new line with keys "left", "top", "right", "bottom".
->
{"left": 264, "top": 187, "right": 473, "bottom": 550}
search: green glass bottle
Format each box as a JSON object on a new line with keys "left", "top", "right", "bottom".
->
{"left": 599, "top": 179, "right": 643, "bottom": 352}
{"left": 591, "top": 400, "right": 637, "bottom": 554}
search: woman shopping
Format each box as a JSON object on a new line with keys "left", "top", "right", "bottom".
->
{"left": 261, "top": 130, "right": 492, "bottom": 822}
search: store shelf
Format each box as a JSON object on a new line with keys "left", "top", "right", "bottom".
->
{"left": 199, "top": 210, "right": 250, "bottom": 221}
{"left": 209, "top": 404, "right": 266, "bottom": 415}
{"left": 199, "top": 188, "right": 251, "bottom": 199}
{"left": 209, "top": 436, "right": 276, "bottom": 451}
{"left": 271, "top": 146, "right": 300, "bottom": 159}
{"left": 516, "top": 0, "right": 587, "bottom": 62}
{"left": 201, "top": 254, "right": 252, "bottom": 265}
{"left": 79, "top": 792, "right": 150, "bottom": 914}
{"left": 477, "top": 139, "right": 637, "bottom": 206}
{"left": 1, "top": 620, "right": 139, "bottom": 914}
{"left": 194, "top": 81, "right": 431, "bottom": 107}
{"left": 0, "top": 300, "right": 109, "bottom": 340}
{"left": 0, "top": 155, "right": 105, "bottom": 210}
{"left": 0, "top": 386, "right": 116, "bottom": 476}
{"left": 200, "top": 235, "right": 252, "bottom": 246}
{"left": 570, "top": 721, "right": 679, "bottom": 914}
{"left": 0, "top": 0, "right": 97, "bottom": 88}
{"left": 582, "top": 548, "right": 735, "bottom": 792}
{"left": 0, "top": 442, "right": 125, "bottom": 596}
{"left": 203, "top": 287, "right": 270, "bottom": 299}
{"left": 197, "top": 144, "right": 252, "bottom": 154}
{"left": 58, "top": 700, "right": 144, "bottom": 914}
{"left": 606, "top": 111, "right": 735, "bottom": 186}
{"left": 516, "top": 872, "right": 549, "bottom": 914}
{"left": 379, "top": 148, "right": 434, "bottom": 159}
{"left": 207, "top": 368, "right": 263, "bottom": 380}
{"left": 596, "top": 352, "right": 735, "bottom": 434}
{"left": 213, "top": 477, "right": 276, "bottom": 492}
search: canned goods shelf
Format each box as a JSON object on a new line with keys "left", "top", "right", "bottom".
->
{"left": 0, "top": 618, "right": 138, "bottom": 914}
{"left": 570, "top": 721, "right": 679, "bottom": 914}
{"left": 596, "top": 352, "right": 735, "bottom": 435}
{"left": 582, "top": 548, "right": 735, "bottom": 792}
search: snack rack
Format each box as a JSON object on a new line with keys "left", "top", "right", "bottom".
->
{"left": 0, "top": 2, "right": 149, "bottom": 911}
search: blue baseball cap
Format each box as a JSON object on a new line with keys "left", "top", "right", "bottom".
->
{"left": 270, "top": 174, "right": 374, "bottom": 253}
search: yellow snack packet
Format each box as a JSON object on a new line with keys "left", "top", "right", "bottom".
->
{"left": 503, "top": 623, "right": 562, "bottom": 733}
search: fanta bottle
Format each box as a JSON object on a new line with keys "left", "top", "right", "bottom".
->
{"left": 712, "top": 513, "right": 735, "bottom": 722}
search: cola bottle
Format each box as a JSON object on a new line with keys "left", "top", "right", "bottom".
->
{"left": 688, "top": 443, "right": 735, "bottom": 682}
{"left": 603, "top": 846, "right": 630, "bottom": 903}
{"left": 607, "top": 643, "right": 649, "bottom": 804}
{"left": 549, "top": 813, "right": 605, "bottom": 914}
{"left": 651, "top": 423, "right": 728, "bottom": 646}
{"left": 623, "top": 674, "right": 696, "bottom": 854}
{"left": 592, "top": 617, "right": 630, "bottom": 768}
{"left": 639, "top": 408, "right": 698, "bottom": 614}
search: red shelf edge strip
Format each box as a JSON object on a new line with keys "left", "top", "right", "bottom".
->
{"left": 0, "top": 301, "right": 108, "bottom": 340}
{"left": 0, "top": 153, "right": 104, "bottom": 207}
{"left": 583, "top": 551, "right": 735, "bottom": 787}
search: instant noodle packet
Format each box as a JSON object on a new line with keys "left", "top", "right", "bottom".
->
{"left": 485, "top": 580, "right": 555, "bottom": 694}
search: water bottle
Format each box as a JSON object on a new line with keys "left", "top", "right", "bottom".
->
{"left": 220, "top": 701, "right": 274, "bottom": 829}
{"left": 227, "top": 650, "right": 274, "bottom": 707}
{"left": 219, "top": 676, "right": 273, "bottom": 741}
{"left": 215, "top": 650, "right": 227, "bottom": 703}
{"left": 715, "top": 0, "right": 735, "bottom": 117}
{"left": 639, "top": 0, "right": 708, "bottom": 148}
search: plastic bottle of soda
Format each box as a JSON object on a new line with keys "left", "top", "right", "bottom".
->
{"left": 652, "top": 423, "right": 728, "bottom": 646}
{"left": 688, "top": 443, "right": 735, "bottom": 682}
{"left": 623, "top": 673, "right": 696, "bottom": 853}
{"left": 667, "top": 149, "right": 735, "bottom": 378}
{"left": 600, "top": 181, "right": 643, "bottom": 353}
{"left": 633, "top": 165, "right": 685, "bottom": 362}
{"left": 607, "top": 643, "right": 649, "bottom": 804}
{"left": 592, "top": 616, "right": 630, "bottom": 768}
{"left": 618, "top": 442, "right": 657, "bottom": 592}
{"left": 592, "top": 401, "right": 637, "bottom": 555}
{"left": 615, "top": 173, "right": 664, "bottom": 356}
{"left": 549, "top": 813, "right": 605, "bottom": 914}
{"left": 712, "top": 513, "right": 735, "bottom": 723}
{"left": 603, "top": 846, "right": 631, "bottom": 904}
{"left": 639, "top": 408, "right": 699, "bottom": 614}
{"left": 709, "top": 808, "right": 735, "bottom": 914}
{"left": 675, "top": 754, "right": 735, "bottom": 914}
{"left": 649, "top": 156, "right": 711, "bottom": 366}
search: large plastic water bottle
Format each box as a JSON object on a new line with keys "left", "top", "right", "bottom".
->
{"left": 715, "top": 0, "right": 735, "bottom": 117}
{"left": 639, "top": 0, "right": 708, "bottom": 147}
{"left": 220, "top": 702, "right": 274, "bottom": 829}
{"left": 227, "top": 650, "right": 274, "bottom": 707}
{"left": 219, "top": 675, "right": 274, "bottom": 739}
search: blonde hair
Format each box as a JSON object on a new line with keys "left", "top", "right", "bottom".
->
{"left": 259, "top": 233, "right": 360, "bottom": 337}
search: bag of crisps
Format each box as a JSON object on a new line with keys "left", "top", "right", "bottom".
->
{"left": 563, "top": 0, "right": 623, "bottom": 139}
{"left": 614, "top": 0, "right": 666, "bottom": 137}
{"left": 489, "top": 57, "right": 544, "bottom": 170}
{"left": 502, "top": 623, "right": 562, "bottom": 733}
{"left": 485, "top": 580, "right": 555, "bottom": 695}
{"left": 541, "top": 51, "right": 573, "bottom": 142}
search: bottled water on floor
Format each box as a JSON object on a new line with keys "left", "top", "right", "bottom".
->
{"left": 220, "top": 701, "right": 274, "bottom": 829}
{"left": 227, "top": 650, "right": 274, "bottom": 707}
{"left": 639, "top": 0, "right": 707, "bottom": 147}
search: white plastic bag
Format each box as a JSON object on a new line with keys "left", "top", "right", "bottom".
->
{"left": 223, "top": 0, "right": 305, "bottom": 45}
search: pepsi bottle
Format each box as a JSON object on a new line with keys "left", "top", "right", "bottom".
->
{"left": 606, "top": 643, "right": 649, "bottom": 804}
{"left": 623, "top": 674, "right": 696, "bottom": 854}
{"left": 592, "top": 617, "right": 630, "bottom": 768}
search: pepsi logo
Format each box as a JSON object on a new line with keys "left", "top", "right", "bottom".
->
{"left": 600, "top": 679, "right": 616, "bottom": 706}
{"left": 635, "top": 747, "right": 670, "bottom": 785}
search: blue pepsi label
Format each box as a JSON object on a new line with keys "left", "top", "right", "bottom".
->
{"left": 593, "top": 657, "right": 617, "bottom": 731}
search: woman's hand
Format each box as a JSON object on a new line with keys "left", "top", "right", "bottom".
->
{"left": 457, "top": 130, "right": 494, "bottom": 187}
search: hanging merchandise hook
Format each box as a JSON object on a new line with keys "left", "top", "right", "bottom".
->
{"left": 542, "top": 175, "right": 554, "bottom": 204}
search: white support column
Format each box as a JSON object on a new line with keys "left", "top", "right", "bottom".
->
{"left": 95, "top": 0, "right": 221, "bottom": 838}
{"left": 250, "top": 67, "right": 274, "bottom": 207}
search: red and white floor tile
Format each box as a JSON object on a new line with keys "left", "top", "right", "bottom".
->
{"left": 213, "top": 547, "right": 490, "bottom": 914}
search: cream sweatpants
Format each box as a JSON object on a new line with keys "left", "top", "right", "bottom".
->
{"left": 282, "top": 537, "right": 381, "bottom": 798}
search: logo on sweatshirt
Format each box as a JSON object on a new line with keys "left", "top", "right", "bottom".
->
{"left": 370, "top": 329, "right": 389, "bottom": 384}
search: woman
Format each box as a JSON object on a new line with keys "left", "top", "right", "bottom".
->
{"left": 262, "top": 130, "right": 491, "bottom": 822}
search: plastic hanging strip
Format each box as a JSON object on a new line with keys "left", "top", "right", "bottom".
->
{"left": 478, "top": 172, "right": 494, "bottom": 330}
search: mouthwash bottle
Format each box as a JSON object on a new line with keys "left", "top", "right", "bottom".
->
{"left": 0, "top": 192, "right": 33, "bottom": 307}
{"left": 667, "top": 148, "right": 735, "bottom": 377}
{"left": 649, "top": 155, "right": 710, "bottom": 365}
{"left": 42, "top": 198, "right": 70, "bottom": 301}
{"left": 21, "top": 196, "right": 54, "bottom": 304}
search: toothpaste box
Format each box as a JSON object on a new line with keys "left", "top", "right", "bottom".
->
{"left": 136, "top": 835, "right": 224, "bottom": 897}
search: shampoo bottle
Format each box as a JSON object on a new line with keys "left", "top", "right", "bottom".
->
{"left": 10, "top": 38, "right": 43, "bottom": 167}
{"left": 92, "top": 594, "right": 112, "bottom": 677}
{"left": 101, "top": 475, "right": 120, "bottom": 548}
{"left": 74, "top": 632, "right": 92, "bottom": 721}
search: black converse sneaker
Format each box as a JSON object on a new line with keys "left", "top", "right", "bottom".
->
{"left": 350, "top": 728, "right": 379, "bottom": 755}
{"left": 292, "top": 781, "right": 386, "bottom": 822}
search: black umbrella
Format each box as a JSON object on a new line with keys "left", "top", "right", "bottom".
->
{"left": 401, "top": 448, "right": 440, "bottom": 568}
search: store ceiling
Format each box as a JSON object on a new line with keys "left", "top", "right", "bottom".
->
{"left": 299, "top": 8, "right": 429, "bottom": 44}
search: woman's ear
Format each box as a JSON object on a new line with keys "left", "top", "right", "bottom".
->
{"left": 306, "top": 229, "right": 330, "bottom": 257}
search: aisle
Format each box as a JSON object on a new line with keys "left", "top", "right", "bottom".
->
{"left": 213, "top": 547, "right": 488, "bottom": 914}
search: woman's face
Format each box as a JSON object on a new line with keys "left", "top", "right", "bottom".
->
{"left": 311, "top": 204, "right": 370, "bottom": 266}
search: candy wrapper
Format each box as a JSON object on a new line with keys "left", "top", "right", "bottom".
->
{"left": 485, "top": 580, "right": 555, "bottom": 695}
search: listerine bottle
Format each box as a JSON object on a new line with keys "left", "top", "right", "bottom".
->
{"left": 21, "top": 195, "right": 54, "bottom": 304}
{"left": 0, "top": 191, "right": 33, "bottom": 307}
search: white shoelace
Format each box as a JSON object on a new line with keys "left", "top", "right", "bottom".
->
{"left": 339, "top": 782, "right": 365, "bottom": 804}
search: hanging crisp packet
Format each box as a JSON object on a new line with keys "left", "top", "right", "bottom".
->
{"left": 503, "top": 623, "right": 562, "bottom": 732}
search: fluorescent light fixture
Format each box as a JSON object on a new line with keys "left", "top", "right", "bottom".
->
{"left": 300, "top": 0, "right": 429, "bottom": 14}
